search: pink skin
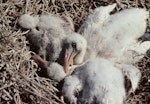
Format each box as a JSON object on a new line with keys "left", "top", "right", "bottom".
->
{"left": 32, "top": 49, "right": 77, "bottom": 74}
{"left": 64, "top": 49, "right": 77, "bottom": 74}
{"left": 31, "top": 54, "right": 49, "bottom": 69}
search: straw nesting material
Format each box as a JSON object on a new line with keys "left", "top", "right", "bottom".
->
{"left": 0, "top": 0, "right": 150, "bottom": 104}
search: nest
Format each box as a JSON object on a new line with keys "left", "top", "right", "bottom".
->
{"left": 0, "top": 0, "right": 150, "bottom": 104}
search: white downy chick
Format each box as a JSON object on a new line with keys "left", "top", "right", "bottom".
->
{"left": 64, "top": 4, "right": 148, "bottom": 92}
{"left": 19, "top": 14, "right": 74, "bottom": 62}
{"left": 62, "top": 4, "right": 148, "bottom": 103}
{"left": 19, "top": 14, "right": 75, "bottom": 79}
{"left": 62, "top": 58, "right": 126, "bottom": 104}
{"left": 78, "top": 3, "right": 149, "bottom": 62}
{"left": 19, "top": 14, "right": 39, "bottom": 29}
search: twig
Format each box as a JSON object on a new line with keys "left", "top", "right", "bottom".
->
{"left": 20, "top": 74, "right": 65, "bottom": 104}
{"left": 0, "top": 82, "right": 15, "bottom": 90}
{"left": 3, "top": 89, "right": 13, "bottom": 100}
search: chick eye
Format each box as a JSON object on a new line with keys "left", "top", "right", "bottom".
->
{"left": 35, "top": 26, "right": 39, "bottom": 31}
{"left": 72, "top": 42, "right": 76, "bottom": 49}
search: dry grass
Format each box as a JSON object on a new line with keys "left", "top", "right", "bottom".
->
{"left": 0, "top": 0, "right": 150, "bottom": 104}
